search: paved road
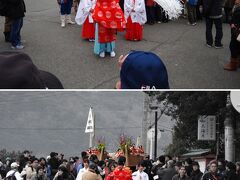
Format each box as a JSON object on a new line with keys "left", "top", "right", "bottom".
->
{"left": 0, "top": 0, "right": 239, "bottom": 89}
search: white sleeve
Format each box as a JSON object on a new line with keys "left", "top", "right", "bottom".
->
{"left": 15, "top": 172, "right": 23, "bottom": 180}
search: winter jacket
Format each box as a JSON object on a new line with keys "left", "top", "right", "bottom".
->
{"left": 201, "top": 172, "right": 223, "bottom": 180}
{"left": 190, "top": 169, "right": 203, "bottom": 180}
{"left": 224, "top": 0, "right": 234, "bottom": 8}
{"left": 225, "top": 170, "right": 238, "bottom": 180}
{"left": 172, "top": 174, "right": 190, "bottom": 180}
{"left": 203, "top": 0, "right": 224, "bottom": 18}
{"left": 81, "top": 170, "right": 102, "bottom": 180}
{"left": 4, "top": 0, "right": 26, "bottom": 19}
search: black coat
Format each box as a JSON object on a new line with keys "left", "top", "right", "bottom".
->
{"left": 225, "top": 170, "right": 238, "bottom": 180}
{"left": 202, "top": 0, "right": 224, "bottom": 18}
{"left": 5, "top": 0, "right": 26, "bottom": 19}
{"left": 190, "top": 169, "right": 203, "bottom": 180}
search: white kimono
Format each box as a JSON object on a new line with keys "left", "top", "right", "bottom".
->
{"left": 132, "top": 170, "right": 149, "bottom": 180}
{"left": 124, "top": 0, "right": 147, "bottom": 25}
{"left": 75, "top": 0, "right": 96, "bottom": 25}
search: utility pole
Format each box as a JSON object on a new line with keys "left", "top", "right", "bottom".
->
{"left": 154, "top": 111, "right": 158, "bottom": 160}
{"left": 225, "top": 94, "right": 235, "bottom": 162}
{"left": 142, "top": 94, "right": 151, "bottom": 154}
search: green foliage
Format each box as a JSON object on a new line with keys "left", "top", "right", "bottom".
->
{"left": 151, "top": 92, "right": 229, "bottom": 156}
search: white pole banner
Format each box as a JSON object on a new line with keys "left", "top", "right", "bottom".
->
{"left": 198, "top": 116, "right": 216, "bottom": 140}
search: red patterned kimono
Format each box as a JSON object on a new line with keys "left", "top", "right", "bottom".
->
{"left": 106, "top": 166, "right": 133, "bottom": 180}
{"left": 92, "top": 0, "right": 126, "bottom": 43}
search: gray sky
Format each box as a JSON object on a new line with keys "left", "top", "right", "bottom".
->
{"left": 0, "top": 91, "right": 146, "bottom": 158}
{"left": 0, "top": 91, "right": 174, "bottom": 159}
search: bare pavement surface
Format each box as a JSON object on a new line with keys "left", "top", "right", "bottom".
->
{"left": 0, "top": 0, "right": 239, "bottom": 89}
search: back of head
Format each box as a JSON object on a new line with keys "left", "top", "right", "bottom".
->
{"left": 120, "top": 51, "right": 169, "bottom": 89}
{"left": 0, "top": 51, "right": 63, "bottom": 89}
{"left": 118, "top": 156, "right": 126, "bottom": 166}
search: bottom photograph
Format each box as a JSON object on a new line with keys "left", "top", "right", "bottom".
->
{"left": 0, "top": 91, "right": 239, "bottom": 180}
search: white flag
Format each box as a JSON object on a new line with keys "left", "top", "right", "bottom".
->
{"left": 85, "top": 107, "right": 94, "bottom": 133}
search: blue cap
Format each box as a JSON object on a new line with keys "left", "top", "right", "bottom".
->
{"left": 120, "top": 51, "right": 169, "bottom": 89}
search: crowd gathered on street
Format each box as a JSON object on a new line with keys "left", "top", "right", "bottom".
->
{"left": 0, "top": 150, "right": 240, "bottom": 180}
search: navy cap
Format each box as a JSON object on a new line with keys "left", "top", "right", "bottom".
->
{"left": 120, "top": 51, "right": 169, "bottom": 89}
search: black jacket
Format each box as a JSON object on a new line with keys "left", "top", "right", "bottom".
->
{"left": 225, "top": 170, "right": 239, "bottom": 180}
{"left": 5, "top": 0, "right": 26, "bottom": 19}
{"left": 203, "top": 0, "right": 224, "bottom": 18}
{"left": 190, "top": 169, "right": 203, "bottom": 180}
{"left": 202, "top": 172, "right": 223, "bottom": 180}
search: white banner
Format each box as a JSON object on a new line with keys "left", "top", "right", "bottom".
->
{"left": 198, "top": 116, "right": 216, "bottom": 140}
{"left": 85, "top": 107, "right": 94, "bottom": 133}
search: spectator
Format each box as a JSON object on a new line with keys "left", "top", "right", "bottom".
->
{"left": 223, "top": 0, "right": 240, "bottom": 71}
{"left": 184, "top": 158, "right": 193, "bottom": 177}
{"left": 132, "top": 161, "right": 149, "bottom": 180}
{"left": 57, "top": 0, "right": 75, "bottom": 27}
{"left": 116, "top": 51, "right": 169, "bottom": 89}
{"left": 190, "top": 161, "right": 203, "bottom": 180}
{"left": 4, "top": 0, "right": 26, "bottom": 49}
{"left": 186, "top": 0, "right": 198, "bottom": 25}
{"left": 225, "top": 162, "right": 238, "bottom": 180}
{"left": 224, "top": 0, "right": 235, "bottom": 23}
{"left": 53, "top": 166, "right": 68, "bottom": 180}
{"left": 174, "top": 162, "right": 182, "bottom": 174}
{"left": 162, "top": 160, "right": 177, "bottom": 180}
{"left": 236, "top": 162, "right": 240, "bottom": 178}
{"left": 49, "top": 153, "right": 61, "bottom": 180}
{"left": 31, "top": 166, "right": 47, "bottom": 180}
{"left": 0, "top": 51, "right": 64, "bottom": 89}
{"left": 76, "top": 159, "right": 89, "bottom": 180}
{"left": 151, "top": 155, "right": 165, "bottom": 180}
{"left": 26, "top": 158, "right": 38, "bottom": 180}
{"left": 172, "top": 166, "right": 190, "bottom": 180}
{"left": 6, "top": 162, "right": 23, "bottom": 180}
{"left": 19, "top": 150, "right": 31, "bottom": 173}
{"left": 202, "top": 160, "right": 221, "bottom": 180}
{"left": 143, "top": 155, "right": 153, "bottom": 180}
{"left": 203, "top": 0, "right": 224, "bottom": 48}
{"left": 81, "top": 164, "right": 102, "bottom": 180}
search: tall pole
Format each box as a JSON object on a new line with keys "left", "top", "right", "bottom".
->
{"left": 154, "top": 111, "right": 158, "bottom": 160}
{"left": 216, "top": 116, "right": 220, "bottom": 159}
{"left": 225, "top": 94, "right": 235, "bottom": 162}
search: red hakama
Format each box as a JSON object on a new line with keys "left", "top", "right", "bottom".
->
{"left": 125, "top": 16, "right": 143, "bottom": 41}
{"left": 98, "top": 23, "right": 116, "bottom": 43}
{"left": 82, "top": 17, "right": 95, "bottom": 39}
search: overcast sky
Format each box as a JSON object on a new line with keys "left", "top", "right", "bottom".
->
{"left": 0, "top": 91, "right": 173, "bottom": 158}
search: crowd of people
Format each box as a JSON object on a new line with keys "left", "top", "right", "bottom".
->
{"left": 0, "top": 150, "right": 240, "bottom": 180}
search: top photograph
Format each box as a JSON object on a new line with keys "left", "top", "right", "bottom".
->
{"left": 0, "top": 0, "right": 239, "bottom": 89}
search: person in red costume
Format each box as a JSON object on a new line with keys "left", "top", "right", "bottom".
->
{"left": 106, "top": 156, "right": 132, "bottom": 180}
{"left": 92, "top": 0, "right": 126, "bottom": 58}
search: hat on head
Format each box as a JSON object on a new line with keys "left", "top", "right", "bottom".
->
{"left": 0, "top": 51, "right": 63, "bottom": 89}
{"left": 120, "top": 51, "right": 169, "bottom": 89}
{"left": 11, "top": 162, "right": 19, "bottom": 168}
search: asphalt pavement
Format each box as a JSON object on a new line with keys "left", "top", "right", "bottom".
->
{"left": 0, "top": 0, "right": 239, "bottom": 89}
